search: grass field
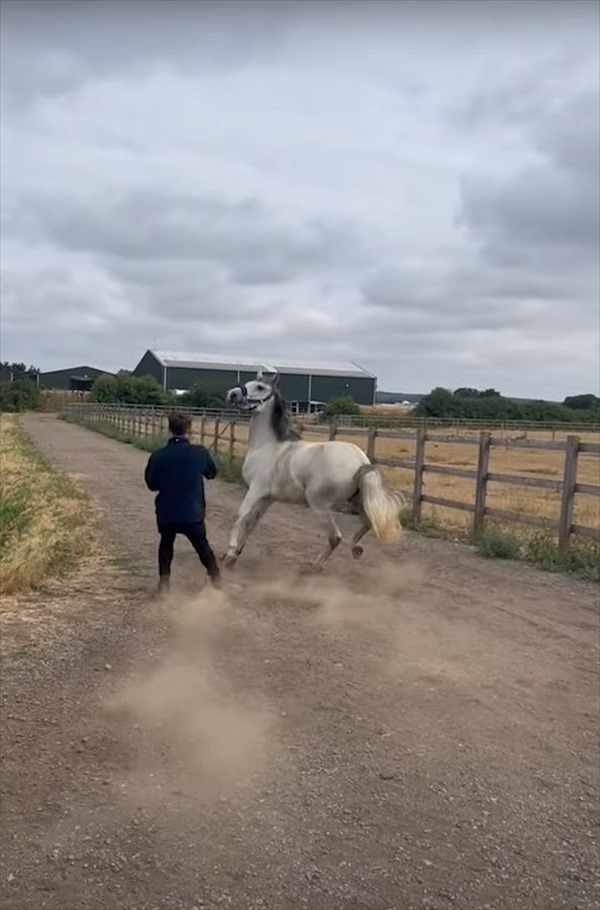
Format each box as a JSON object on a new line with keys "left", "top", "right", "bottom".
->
{"left": 0, "top": 415, "right": 96, "bottom": 594}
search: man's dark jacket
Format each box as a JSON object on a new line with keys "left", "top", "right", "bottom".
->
{"left": 144, "top": 436, "right": 218, "bottom": 525}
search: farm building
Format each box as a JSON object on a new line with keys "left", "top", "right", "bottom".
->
{"left": 39, "top": 365, "right": 114, "bottom": 392}
{"left": 132, "top": 350, "right": 377, "bottom": 410}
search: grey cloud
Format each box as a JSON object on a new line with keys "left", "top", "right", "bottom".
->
{"left": 459, "top": 87, "right": 599, "bottom": 261}
{"left": 0, "top": 0, "right": 290, "bottom": 106}
{"left": 14, "top": 190, "right": 369, "bottom": 287}
{"left": 1, "top": 0, "right": 598, "bottom": 399}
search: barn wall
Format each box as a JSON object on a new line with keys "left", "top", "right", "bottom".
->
{"left": 278, "top": 375, "right": 311, "bottom": 401}
{"left": 39, "top": 366, "right": 110, "bottom": 390}
{"left": 132, "top": 351, "right": 163, "bottom": 384}
{"left": 310, "top": 375, "right": 375, "bottom": 405}
{"left": 165, "top": 367, "right": 238, "bottom": 392}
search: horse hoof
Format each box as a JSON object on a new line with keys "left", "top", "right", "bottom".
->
{"left": 351, "top": 545, "right": 364, "bottom": 560}
{"left": 222, "top": 554, "right": 237, "bottom": 569}
{"left": 300, "top": 563, "right": 323, "bottom": 576}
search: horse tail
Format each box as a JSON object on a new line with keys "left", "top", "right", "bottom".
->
{"left": 356, "top": 464, "right": 406, "bottom": 545}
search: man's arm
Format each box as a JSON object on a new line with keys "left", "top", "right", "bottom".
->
{"left": 144, "top": 453, "right": 160, "bottom": 491}
{"left": 199, "top": 446, "right": 218, "bottom": 480}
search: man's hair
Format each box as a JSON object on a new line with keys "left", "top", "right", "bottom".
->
{"left": 168, "top": 412, "right": 191, "bottom": 437}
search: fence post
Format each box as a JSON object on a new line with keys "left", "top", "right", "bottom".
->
{"left": 329, "top": 420, "right": 337, "bottom": 441}
{"left": 367, "top": 426, "right": 377, "bottom": 462}
{"left": 200, "top": 416, "right": 206, "bottom": 446}
{"left": 558, "top": 435, "right": 579, "bottom": 554}
{"left": 214, "top": 417, "right": 220, "bottom": 453}
{"left": 412, "top": 428, "right": 426, "bottom": 524}
{"left": 473, "top": 431, "right": 491, "bottom": 537}
{"left": 228, "top": 421, "right": 235, "bottom": 461}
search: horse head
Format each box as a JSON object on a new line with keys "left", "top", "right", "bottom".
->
{"left": 226, "top": 369, "right": 280, "bottom": 413}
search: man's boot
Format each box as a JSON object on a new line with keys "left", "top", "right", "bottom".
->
{"left": 158, "top": 575, "right": 171, "bottom": 595}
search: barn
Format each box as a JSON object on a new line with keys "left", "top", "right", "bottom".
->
{"left": 39, "top": 365, "right": 114, "bottom": 392}
{"left": 132, "top": 350, "right": 377, "bottom": 410}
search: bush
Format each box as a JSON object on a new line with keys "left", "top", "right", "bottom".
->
{"left": 475, "top": 527, "right": 521, "bottom": 560}
{"left": 322, "top": 396, "right": 361, "bottom": 418}
{"left": 563, "top": 393, "right": 600, "bottom": 412}
{"left": 178, "top": 384, "right": 226, "bottom": 409}
{"left": 90, "top": 371, "right": 171, "bottom": 406}
{"left": 0, "top": 379, "right": 40, "bottom": 413}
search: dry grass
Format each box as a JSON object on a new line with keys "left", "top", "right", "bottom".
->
{"left": 190, "top": 418, "right": 600, "bottom": 536}
{"left": 0, "top": 414, "right": 98, "bottom": 594}
{"left": 38, "top": 389, "right": 90, "bottom": 412}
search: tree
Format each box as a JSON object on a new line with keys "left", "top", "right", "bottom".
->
{"left": 1, "top": 361, "right": 40, "bottom": 382}
{"left": 89, "top": 372, "right": 170, "bottom": 405}
{"left": 563, "top": 393, "right": 600, "bottom": 411}
{"left": 322, "top": 395, "right": 361, "bottom": 418}
{"left": 454, "top": 387, "right": 482, "bottom": 398}
{"left": 0, "top": 379, "right": 40, "bottom": 412}
{"left": 415, "top": 387, "right": 460, "bottom": 417}
{"left": 454, "top": 387, "right": 501, "bottom": 399}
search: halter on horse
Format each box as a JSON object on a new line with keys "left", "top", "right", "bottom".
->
{"left": 222, "top": 370, "right": 406, "bottom": 572}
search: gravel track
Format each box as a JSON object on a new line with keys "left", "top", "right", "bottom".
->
{"left": 1, "top": 414, "right": 598, "bottom": 910}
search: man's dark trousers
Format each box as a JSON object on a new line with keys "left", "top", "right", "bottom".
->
{"left": 158, "top": 520, "right": 220, "bottom": 582}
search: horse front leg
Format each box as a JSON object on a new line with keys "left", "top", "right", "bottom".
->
{"left": 223, "top": 489, "right": 272, "bottom": 568}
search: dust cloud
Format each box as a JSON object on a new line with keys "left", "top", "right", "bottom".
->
{"left": 105, "top": 587, "right": 281, "bottom": 806}
{"left": 104, "top": 555, "right": 427, "bottom": 809}
{"left": 251, "top": 556, "right": 426, "bottom": 633}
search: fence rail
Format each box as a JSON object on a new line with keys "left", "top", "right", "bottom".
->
{"left": 62, "top": 402, "right": 600, "bottom": 552}
{"left": 59, "top": 400, "right": 599, "bottom": 434}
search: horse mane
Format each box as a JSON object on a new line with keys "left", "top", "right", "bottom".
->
{"left": 270, "top": 390, "right": 302, "bottom": 442}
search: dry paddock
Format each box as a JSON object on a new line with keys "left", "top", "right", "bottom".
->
{"left": 0, "top": 414, "right": 599, "bottom": 910}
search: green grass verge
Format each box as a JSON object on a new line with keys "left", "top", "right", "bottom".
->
{"left": 64, "top": 415, "right": 599, "bottom": 583}
{"left": 403, "top": 503, "right": 598, "bottom": 582}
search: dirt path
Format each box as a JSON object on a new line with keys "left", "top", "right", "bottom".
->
{"left": 1, "top": 414, "right": 598, "bottom": 910}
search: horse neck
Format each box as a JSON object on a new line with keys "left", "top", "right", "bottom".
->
{"left": 247, "top": 398, "right": 279, "bottom": 450}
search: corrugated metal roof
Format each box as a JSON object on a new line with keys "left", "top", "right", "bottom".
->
{"left": 151, "top": 350, "right": 376, "bottom": 379}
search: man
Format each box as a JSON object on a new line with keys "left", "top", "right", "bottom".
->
{"left": 144, "top": 412, "right": 221, "bottom": 592}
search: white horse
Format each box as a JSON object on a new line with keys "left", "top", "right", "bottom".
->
{"left": 222, "top": 371, "right": 406, "bottom": 571}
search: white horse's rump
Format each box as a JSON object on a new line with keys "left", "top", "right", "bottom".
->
{"left": 223, "top": 371, "right": 405, "bottom": 571}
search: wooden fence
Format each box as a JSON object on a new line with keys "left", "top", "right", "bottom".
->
{"left": 62, "top": 402, "right": 600, "bottom": 552}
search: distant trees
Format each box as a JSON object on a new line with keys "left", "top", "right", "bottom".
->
{"left": 89, "top": 371, "right": 170, "bottom": 406}
{"left": 415, "top": 387, "right": 600, "bottom": 423}
{"left": 0, "top": 361, "right": 40, "bottom": 386}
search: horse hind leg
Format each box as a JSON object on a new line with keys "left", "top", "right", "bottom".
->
{"left": 350, "top": 516, "right": 371, "bottom": 559}
{"left": 305, "top": 501, "right": 343, "bottom": 572}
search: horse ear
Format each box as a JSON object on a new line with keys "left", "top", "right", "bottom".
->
{"left": 258, "top": 367, "right": 279, "bottom": 386}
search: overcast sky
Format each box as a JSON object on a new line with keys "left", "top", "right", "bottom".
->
{"left": 1, "top": 0, "right": 598, "bottom": 397}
